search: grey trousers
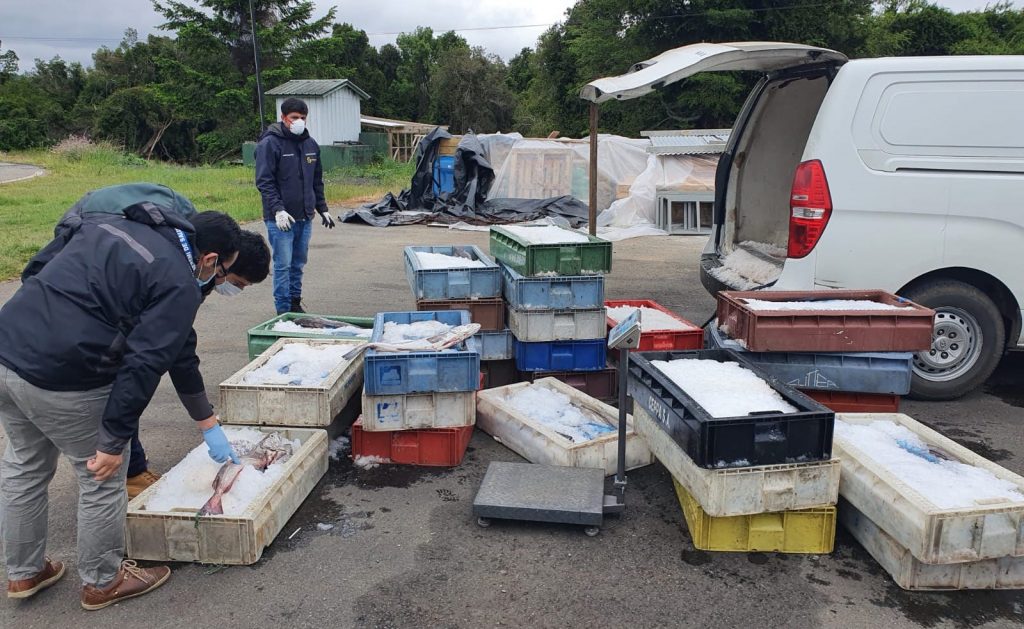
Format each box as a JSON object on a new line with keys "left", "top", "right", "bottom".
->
{"left": 0, "top": 364, "right": 128, "bottom": 587}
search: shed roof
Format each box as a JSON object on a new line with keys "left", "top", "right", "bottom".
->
{"left": 266, "top": 79, "right": 370, "bottom": 100}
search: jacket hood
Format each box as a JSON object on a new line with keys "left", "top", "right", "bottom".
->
{"left": 261, "top": 121, "right": 309, "bottom": 142}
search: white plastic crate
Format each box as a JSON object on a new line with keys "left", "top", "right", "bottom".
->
{"left": 126, "top": 427, "right": 328, "bottom": 565}
{"left": 841, "top": 500, "right": 1024, "bottom": 590}
{"left": 219, "top": 338, "right": 365, "bottom": 427}
{"left": 633, "top": 405, "right": 840, "bottom": 517}
{"left": 833, "top": 412, "right": 1024, "bottom": 564}
{"left": 507, "top": 308, "right": 607, "bottom": 342}
{"left": 476, "top": 377, "right": 653, "bottom": 476}
{"left": 360, "top": 390, "right": 476, "bottom": 432}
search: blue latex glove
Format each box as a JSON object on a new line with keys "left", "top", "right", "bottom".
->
{"left": 203, "top": 424, "right": 240, "bottom": 464}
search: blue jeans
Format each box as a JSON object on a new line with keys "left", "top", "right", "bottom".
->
{"left": 265, "top": 218, "right": 312, "bottom": 314}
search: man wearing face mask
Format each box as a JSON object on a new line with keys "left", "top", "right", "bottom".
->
{"left": 255, "top": 97, "right": 334, "bottom": 316}
{"left": 0, "top": 205, "right": 241, "bottom": 609}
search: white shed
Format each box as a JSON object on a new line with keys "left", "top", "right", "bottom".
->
{"left": 266, "top": 79, "right": 370, "bottom": 144}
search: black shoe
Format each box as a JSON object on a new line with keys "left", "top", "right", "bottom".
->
{"left": 290, "top": 298, "right": 305, "bottom": 313}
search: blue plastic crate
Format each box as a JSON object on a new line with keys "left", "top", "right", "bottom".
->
{"left": 500, "top": 261, "right": 605, "bottom": 311}
{"left": 405, "top": 245, "right": 501, "bottom": 300}
{"left": 365, "top": 311, "right": 481, "bottom": 395}
{"left": 432, "top": 155, "right": 455, "bottom": 195}
{"left": 475, "top": 329, "right": 514, "bottom": 361}
{"left": 513, "top": 339, "right": 607, "bottom": 372}
{"left": 705, "top": 321, "right": 912, "bottom": 395}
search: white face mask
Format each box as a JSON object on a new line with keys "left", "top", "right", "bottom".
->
{"left": 288, "top": 118, "right": 306, "bottom": 135}
{"left": 215, "top": 281, "right": 243, "bottom": 297}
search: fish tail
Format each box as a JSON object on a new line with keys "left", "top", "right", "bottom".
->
{"left": 198, "top": 494, "right": 224, "bottom": 516}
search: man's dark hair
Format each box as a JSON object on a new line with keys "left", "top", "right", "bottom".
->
{"left": 191, "top": 211, "right": 241, "bottom": 258}
{"left": 231, "top": 231, "right": 271, "bottom": 283}
{"left": 281, "top": 98, "right": 308, "bottom": 116}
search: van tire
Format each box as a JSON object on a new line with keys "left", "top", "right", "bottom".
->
{"left": 903, "top": 280, "right": 1005, "bottom": 401}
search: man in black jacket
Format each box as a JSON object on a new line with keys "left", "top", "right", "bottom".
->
{"left": 255, "top": 97, "right": 335, "bottom": 315}
{"left": 0, "top": 204, "right": 241, "bottom": 610}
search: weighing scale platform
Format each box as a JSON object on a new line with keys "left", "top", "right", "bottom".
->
{"left": 473, "top": 462, "right": 608, "bottom": 528}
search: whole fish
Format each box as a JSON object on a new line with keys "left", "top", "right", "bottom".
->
{"left": 198, "top": 434, "right": 293, "bottom": 516}
{"left": 342, "top": 323, "right": 481, "bottom": 360}
{"left": 292, "top": 316, "right": 355, "bottom": 330}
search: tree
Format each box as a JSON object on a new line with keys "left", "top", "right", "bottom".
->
{"left": 429, "top": 47, "right": 515, "bottom": 133}
{"left": 0, "top": 40, "right": 18, "bottom": 83}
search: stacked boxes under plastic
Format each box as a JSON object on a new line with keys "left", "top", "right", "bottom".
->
{"left": 628, "top": 349, "right": 840, "bottom": 554}
{"left": 355, "top": 310, "right": 479, "bottom": 466}
{"left": 490, "top": 226, "right": 612, "bottom": 398}
{"left": 708, "top": 290, "right": 935, "bottom": 412}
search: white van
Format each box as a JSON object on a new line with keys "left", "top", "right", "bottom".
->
{"left": 641, "top": 44, "right": 1024, "bottom": 400}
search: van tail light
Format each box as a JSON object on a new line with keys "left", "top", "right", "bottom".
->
{"left": 788, "top": 159, "right": 832, "bottom": 259}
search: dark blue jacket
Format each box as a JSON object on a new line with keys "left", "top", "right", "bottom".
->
{"left": 255, "top": 122, "right": 328, "bottom": 222}
{"left": 0, "top": 204, "right": 205, "bottom": 455}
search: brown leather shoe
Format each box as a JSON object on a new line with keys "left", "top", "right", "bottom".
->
{"left": 80, "top": 560, "right": 171, "bottom": 611}
{"left": 126, "top": 469, "right": 162, "bottom": 499}
{"left": 7, "top": 557, "right": 65, "bottom": 599}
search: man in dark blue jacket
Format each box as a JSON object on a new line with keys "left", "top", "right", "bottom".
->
{"left": 255, "top": 97, "right": 335, "bottom": 315}
{"left": 0, "top": 204, "right": 241, "bottom": 610}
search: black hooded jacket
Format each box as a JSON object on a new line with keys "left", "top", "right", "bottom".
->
{"left": 0, "top": 204, "right": 208, "bottom": 455}
{"left": 255, "top": 121, "right": 328, "bottom": 222}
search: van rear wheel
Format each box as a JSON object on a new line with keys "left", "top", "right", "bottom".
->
{"left": 903, "top": 280, "right": 1005, "bottom": 401}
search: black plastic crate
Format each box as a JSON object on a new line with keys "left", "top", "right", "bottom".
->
{"left": 627, "top": 349, "right": 834, "bottom": 469}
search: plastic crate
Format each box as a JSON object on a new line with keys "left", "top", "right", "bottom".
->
{"left": 350, "top": 418, "right": 473, "bottom": 466}
{"left": 628, "top": 349, "right": 835, "bottom": 469}
{"left": 514, "top": 338, "right": 607, "bottom": 372}
{"left": 500, "top": 261, "right": 605, "bottom": 311}
{"left": 716, "top": 290, "right": 935, "bottom": 353}
{"left": 489, "top": 226, "right": 612, "bottom": 276}
{"left": 365, "top": 311, "right": 481, "bottom": 395}
{"left": 220, "top": 338, "right": 365, "bottom": 428}
{"left": 705, "top": 321, "right": 913, "bottom": 395}
{"left": 476, "top": 377, "right": 652, "bottom": 476}
{"left": 360, "top": 390, "right": 475, "bottom": 432}
{"left": 126, "top": 428, "right": 327, "bottom": 565}
{"left": 247, "top": 312, "right": 374, "bottom": 360}
{"left": 482, "top": 359, "right": 520, "bottom": 389}
{"left": 404, "top": 245, "right": 501, "bottom": 300}
{"left": 415, "top": 297, "right": 505, "bottom": 331}
{"left": 802, "top": 390, "right": 900, "bottom": 413}
{"left": 605, "top": 299, "right": 703, "bottom": 351}
{"left": 840, "top": 499, "right": 1024, "bottom": 591}
{"left": 674, "top": 479, "right": 836, "bottom": 554}
{"left": 634, "top": 405, "right": 840, "bottom": 516}
{"left": 519, "top": 363, "right": 617, "bottom": 401}
{"left": 833, "top": 412, "right": 1024, "bottom": 564}
{"left": 508, "top": 307, "right": 607, "bottom": 342}
{"left": 475, "top": 329, "right": 514, "bottom": 361}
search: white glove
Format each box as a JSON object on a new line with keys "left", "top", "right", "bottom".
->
{"left": 275, "top": 210, "right": 295, "bottom": 232}
{"left": 317, "top": 210, "right": 335, "bottom": 229}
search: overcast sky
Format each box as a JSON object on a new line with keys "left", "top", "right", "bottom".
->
{"left": 0, "top": 0, "right": 1008, "bottom": 72}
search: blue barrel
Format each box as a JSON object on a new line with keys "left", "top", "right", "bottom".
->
{"left": 432, "top": 156, "right": 455, "bottom": 195}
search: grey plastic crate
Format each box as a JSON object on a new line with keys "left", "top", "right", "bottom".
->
{"left": 476, "top": 329, "right": 514, "bottom": 361}
{"left": 508, "top": 308, "right": 607, "bottom": 342}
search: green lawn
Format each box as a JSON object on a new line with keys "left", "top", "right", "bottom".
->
{"left": 0, "top": 146, "right": 412, "bottom": 279}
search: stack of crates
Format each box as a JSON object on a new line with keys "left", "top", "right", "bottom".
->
{"left": 708, "top": 290, "right": 936, "bottom": 412}
{"left": 488, "top": 226, "right": 614, "bottom": 402}
{"left": 628, "top": 349, "right": 842, "bottom": 554}
{"left": 352, "top": 309, "right": 480, "bottom": 467}
{"left": 403, "top": 244, "right": 517, "bottom": 390}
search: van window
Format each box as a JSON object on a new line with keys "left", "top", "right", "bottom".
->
{"left": 853, "top": 71, "right": 1024, "bottom": 173}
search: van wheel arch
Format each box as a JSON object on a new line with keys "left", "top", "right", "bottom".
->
{"left": 899, "top": 269, "right": 1018, "bottom": 401}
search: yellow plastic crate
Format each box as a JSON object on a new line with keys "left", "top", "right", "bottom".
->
{"left": 673, "top": 479, "right": 836, "bottom": 554}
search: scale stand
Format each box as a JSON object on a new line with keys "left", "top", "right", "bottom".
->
{"left": 473, "top": 310, "right": 642, "bottom": 536}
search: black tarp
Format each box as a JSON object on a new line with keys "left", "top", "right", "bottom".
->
{"left": 339, "top": 129, "right": 589, "bottom": 228}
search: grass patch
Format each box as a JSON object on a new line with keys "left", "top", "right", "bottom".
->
{"left": 0, "top": 146, "right": 412, "bottom": 280}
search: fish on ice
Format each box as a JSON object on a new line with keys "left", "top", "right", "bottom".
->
{"left": 198, "top": 434, "right": 293, "bottom": 516}
{"left": 342, "top": 323, "right": 481, "bottom": 360}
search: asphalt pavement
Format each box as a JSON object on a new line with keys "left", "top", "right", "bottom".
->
{"left": 1, "top": 223, "right": 1022, "bottom": 628}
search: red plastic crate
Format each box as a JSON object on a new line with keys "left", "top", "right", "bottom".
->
{"left": 415, "top": 297, "right": 505, "bottom": 331}
{"left": 350, "top": 418, "right": 473, "bottom": 466}
{"left": 716, "top": 290, "right": 934, "bottom": 352}
{"left": 605, "top": 299, "right": 703, "bottom": 351}
{"left": 519, "top": 363, "right": 618, "bottom": 401}
{"left": 800, "top": 389, "right": 901, "bottom": 413}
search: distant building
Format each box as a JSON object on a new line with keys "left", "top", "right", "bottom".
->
{"left": 266, "top": 79, "right": 370, "bottom": 144}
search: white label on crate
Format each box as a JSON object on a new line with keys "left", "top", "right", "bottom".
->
{"left": 788, "top": 369, "right": 838, "bottom": 390}
{"left": 645, "top": 395, "right": 672, "bottom": 427}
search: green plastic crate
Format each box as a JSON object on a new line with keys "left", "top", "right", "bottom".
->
{"left": 246, "top": 312, "right": 374, "bottom": 359}
{"left": 489, "top": 226, "right": 612, "bottom": 277}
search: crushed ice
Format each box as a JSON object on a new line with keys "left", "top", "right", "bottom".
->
{"left": 651, "top": 358, "right": 798, "bottom": 418}
{"left": 415, "top": 251, "right": 486, "bottom": 269}
{"left": 242, "top": 344, "right": 352, "bottom": 386}
{"left": 506, "top": 383, "right": 615, "bottom": 443}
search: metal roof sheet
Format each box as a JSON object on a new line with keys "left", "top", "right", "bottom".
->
{"left": 642, "top": 129, "right": 730, "bottom": 155}
{"left": 266, "top": 79, "right": 370, "bottom": 100}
